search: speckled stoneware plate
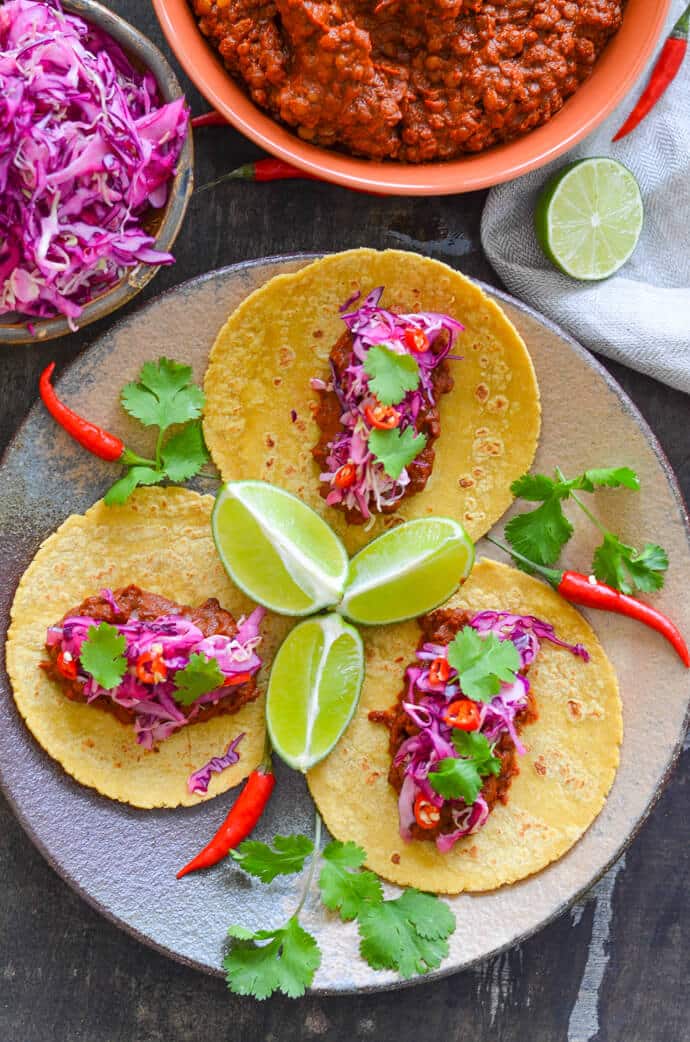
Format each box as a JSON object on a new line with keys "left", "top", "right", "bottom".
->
{"left": 1, "top": 256, "right": 688, "bottom": 994}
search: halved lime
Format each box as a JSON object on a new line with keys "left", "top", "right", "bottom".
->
{"left": 339, "top": 516, "right": 474, "bottom": 626}
{"left": 535, "top": 157, "right": 643, "bottom": 281}
{"left": 267, "top": 614, "right": 364, "bottom": 771}
{"left": 212, "top": 481, "right": 349, "bottom": 616}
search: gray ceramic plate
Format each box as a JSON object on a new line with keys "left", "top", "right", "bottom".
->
{"left": 1, "top": 256, "right": 688, "bottom": 994}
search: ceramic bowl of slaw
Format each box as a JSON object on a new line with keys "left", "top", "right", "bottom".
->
{"left": 0, "top": 0, "right": 193, "bottom": 345}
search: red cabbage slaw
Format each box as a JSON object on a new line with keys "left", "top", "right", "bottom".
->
{"left": 396, "top": 611, "right": 589, "bottom": 853}
{"left": 187, "top": 733, "right": 245, "bottom": 795}
{"left": 311, "top": 287, "right": 463, "bottom": 520}
{"left": 0, "top": 0, "right": 189, "bottom": 326}
{"left": 46, "top": 594, "right": 264, "bottom": 749}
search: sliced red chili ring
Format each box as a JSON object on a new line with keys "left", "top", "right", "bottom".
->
{"left": 414, "top": 794, "right": 441, "bottom": 829}
{"left": 56, "top": 650, "right": 78, "bottom": 680}
{"left": 428, "top": 656, "right": 450, "bottom": 685}
{"left": 364, "top": 402, "right": 400, "bottom": 430}
{"left": 404, "top": 327, "right": 430, "bottom": 353}
{"left": 443, "top": 699, "right": 481, "bottom": 731}
{"left": 223, "top": 671, "right": 252, "bottom": 687}
{"left": 136, "top": 652, "right": 168, "bottom": 684}
{"left": 334, "top": 462, "right": 357, "bottom": 489}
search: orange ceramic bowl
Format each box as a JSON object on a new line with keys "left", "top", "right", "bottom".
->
{"left": 153, "top": 0, "right": 670, "bottom": 196}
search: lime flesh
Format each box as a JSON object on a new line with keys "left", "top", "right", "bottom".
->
{"left": 267, "top": 614, "right": 364, "bottom": 771}
{"left": 339, "top": 516, "right": 474, "bottom": 626}
{"left": 212, "top": 481, "right": 349, "bottom": 616}
{"left": 535, "top": 157, "right": 643, "bottom": 281}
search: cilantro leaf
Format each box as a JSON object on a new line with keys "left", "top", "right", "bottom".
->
{"left": 172, "top": 652, "right": 224, "bottom": 706}
{"left": 577, "top": 466, "right": 640, "bottom": 492}
{"left": 121, "top": 358, "right": 204, "bottom": 431}
{"left": 79, "top": 622, "right": 127, "bottom": 690}
{"left": 160, "top": 421, "right": 209, "bottom": 482}
{"left": 103, "top": 465, "right": 165, "bottom": 506}
{"left": 429, "top": 756, "right": 482, "bottom": 804}
{"left": 224, "top": 916, "right": 321, "bottom": 999}
{"left": 447, "top": 626, "right": 520, "bottom": 702}
{"left": 510, "top": 473, "right": 561, "bottom": 502}
{"left": 452, "top": 730, "right": 502, "bottom": 778}
{"left": 369, "top": 425, "right": 427, "bottom": 480}
{"left": 357, "top": 890, "right": 455, "bottom": 978}
{"left": 505, "top": 496, "right": 574, "bottom": 567}
{"left": 230, "top": 835, "right": 314, "bottom": 883}
{"left": 363, "top": 344, "right": 420, "bottom": 406}
{"left": 318, "top": 841, "right": 383, "bottom": 921}
{"left": 593, "top": 535, "right": 668, "bottom": 594}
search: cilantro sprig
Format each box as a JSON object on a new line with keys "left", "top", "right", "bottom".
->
{"left": 429, "top": 730, "right": 502, "bottom": 805}
{"left": 223, "top": 826, "right": 456, "bottom": 998}
{"left": 172, "top": 652, "right": 225, "bottom": 706}
{"left": 447, "top": 626, "right": 520, "bottom": 702}
{"left": 369, "top": 425, "right": 427, "bottom": 480}
{"left": 79, "top": 622, "right": 127, "bottom": 690}
{"left": 104, "top": 358, "right": 209, "bottom": 505}
{"left": 363, "top": 344, "right": 421, "bottom": 405}
{"left": 505, "top": 465, "right": 668, "bottom": 594}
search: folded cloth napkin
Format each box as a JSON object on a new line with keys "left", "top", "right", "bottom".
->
{"left": 481, "top": 0, "right": 690, "bottom": 394}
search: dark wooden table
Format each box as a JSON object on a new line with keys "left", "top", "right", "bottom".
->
{"left": 1, "top": 5, "right": 688, "bottom": 1040}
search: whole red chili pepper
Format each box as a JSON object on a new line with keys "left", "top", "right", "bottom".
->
{"left": 196, "top": 155, "right": 382, "bottom": 195}
{"left": 487, "top": 537, "right": 690, "bottom": 668}
{"left": 176, "top": 740, "right": 276, "bottom": 879}
{"left": 190, "top": 110, "right": 227, "bottom": 128}
{"left": 613, "top": 5, "right": 690, "bottom": 142}
{"left": 39, "top": 363, "right": 153, "bottom": 466}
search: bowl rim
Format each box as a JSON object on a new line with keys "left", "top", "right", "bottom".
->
{"left": 0, "top": 0, "right": 194, "bottom": 346}
{"left": 152, "top": 0, "right": 671, "bottom": 196}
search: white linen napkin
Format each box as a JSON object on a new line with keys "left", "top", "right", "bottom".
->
{"left": 481, "top": 0, "right": 690, "bottom": 393}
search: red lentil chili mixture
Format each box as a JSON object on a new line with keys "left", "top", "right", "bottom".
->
{"left": 190, "top": 0, "right": 625, "bottom": 161}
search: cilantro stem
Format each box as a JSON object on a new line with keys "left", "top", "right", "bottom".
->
{"left": 555, "top": 466, "right": 609, "bottom": 538}
{"left": 294, "top": 812, "right": 322, "bottom": 918}
{"left": 154, "top": 427, "right": 165, "bottom": 470}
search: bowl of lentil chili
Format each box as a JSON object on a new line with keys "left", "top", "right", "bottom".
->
{"left": 152, "top": 0, "right": 670, "bottom": 195}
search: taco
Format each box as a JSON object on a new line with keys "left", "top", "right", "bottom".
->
{"left": 6, "top": 487, "right": 292, "bottom": 809}
{"left": 308, "top": 559, "right": 622, "bottom": 894}
{"left": 203, "top": 248, "right": 540, "bottom": 553}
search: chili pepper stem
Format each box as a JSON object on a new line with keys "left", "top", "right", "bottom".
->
{"left": 484, "top": 535, "right": 562, "bottom": 585}
{"left": 294, "top": 812, "right": 322, "bottom": 918}
{"left": 194, "top": 166, "right": 254, "bottom": 195}
{"left": 120, "top": 448, "right": 158, "bottom": 468}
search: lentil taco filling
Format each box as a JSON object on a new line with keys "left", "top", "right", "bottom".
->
{"left": 311, "top": 287, "right": 461, "bottom": 524}
{"left": 371, "top": 604, "right": 589, "bottom": 852}
{"left": 43, "top": 584, "right": 265, "bottom": 749}
{"left": 191, "top": 0, "right": 624, "bottom": 162}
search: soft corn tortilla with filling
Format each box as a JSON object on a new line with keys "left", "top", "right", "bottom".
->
{"left": 6, "top": 488, "right": 292, "bottom": 809}
{"left": 308, "top": 559, "right": 622, "bottom": 893}
{"left": 203, "top": 248, "right": 540, "bottom": 554}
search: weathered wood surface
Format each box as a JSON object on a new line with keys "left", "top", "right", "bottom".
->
{"left": 0, "top": 4, "right": 687, "bottom": 1039}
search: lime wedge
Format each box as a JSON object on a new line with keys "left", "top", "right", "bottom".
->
{"left": 339, "top": 517, "right": 474, "bottom": 625}
{"left": 267, "top": 614, "right": 364, "bottom": 771}
{"left": 212, "top": 481, "right": 349, "bottom": 616}
{"left": 535, "top": 157, "right": 643, "bottom": 281}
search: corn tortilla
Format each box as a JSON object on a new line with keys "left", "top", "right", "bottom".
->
{"left": 6, "top": 488, "right": 292, "bottom": 809}
{"left": 203, "top": 249, "right": 540, "bottom": 553}
{"left": 308, "top": 559, "right": 622, "bottom": 893}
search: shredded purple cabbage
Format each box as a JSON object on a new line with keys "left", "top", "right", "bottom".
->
{"left": 46, "top": 595, "right": 264, "bottom": 749}
{"left": 187, "top": 733, "right": 245, "bottom": 795}
{"left": 0, "top": 0, "right": 189, "bottom": 326}
{"left": 394, "top": 611, "right": 588, "bottom": 851}
{"left": 311, "top": 287, "right": 464, "bottom": 520}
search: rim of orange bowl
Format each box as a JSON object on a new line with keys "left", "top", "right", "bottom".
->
{"left": 153, "top": 0, "right": 671, "bottom": 196}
